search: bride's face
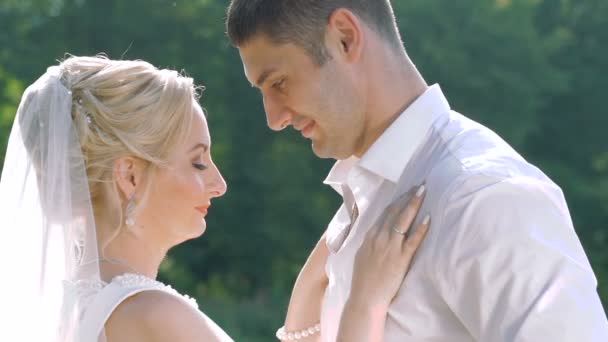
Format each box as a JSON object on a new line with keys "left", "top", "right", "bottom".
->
{"left": 137, "top": 104, "right": 227, "bottom": 244}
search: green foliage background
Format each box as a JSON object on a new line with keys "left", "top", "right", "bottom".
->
{"left": 0, "top": 1, "right": 606, "bottom": 340}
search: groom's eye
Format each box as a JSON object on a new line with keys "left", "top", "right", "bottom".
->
{"left": 272, "top": 78, "right": 286, "bottom": 90}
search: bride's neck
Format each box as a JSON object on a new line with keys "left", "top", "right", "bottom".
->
{"left": 98, "top": 228, "right": 167, "bottom": 281}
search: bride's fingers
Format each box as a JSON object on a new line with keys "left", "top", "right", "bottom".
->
{"left": 387, "top": 184, "right": 426, "bottom": 241}
{"left": 373, "top": 191, "right": 407, "bottom": 236}
{"left": 364, "top": 183, "right": 427, "bottom": 243}
{"left": 366, "top": 194, "right": 406, "bottom": 241}
{"left": 401, "top": 215, "right": 430, "bottom": 256}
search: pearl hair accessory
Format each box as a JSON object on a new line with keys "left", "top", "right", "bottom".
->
{"left": 73, "top": 96, "right": 94, "bottom": 126}
{"left": 276, "top": 323, "right": 320, "bottom": 341}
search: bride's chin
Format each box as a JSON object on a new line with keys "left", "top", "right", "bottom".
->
{"left": 196, "top": 226, "right": 207, "bottom": 238}
{"left": 174, "top": 223, "right": 207, "bottom": 244}
{"left": 192, "top": 221, "right": 207, "bottom": 238}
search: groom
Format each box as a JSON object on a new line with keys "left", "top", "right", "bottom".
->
{"left": 226, "top": 0, "right": 608, "bottom": 341}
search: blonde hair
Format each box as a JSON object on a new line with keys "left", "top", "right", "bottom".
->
{"left": 59, "top": 55, "right": 200, "bottom": 243}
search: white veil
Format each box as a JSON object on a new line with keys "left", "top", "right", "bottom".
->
{"left": 0, "top": 66, "right": 104, "bottom": 341}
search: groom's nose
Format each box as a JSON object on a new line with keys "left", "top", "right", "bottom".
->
{"left": 263, "top": 93, "right": 292, "bottom": 131}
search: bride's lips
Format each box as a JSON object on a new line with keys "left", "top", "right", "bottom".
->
{"left": 301, "top": 121, "right": 315, "bottom": 138}
{"left": 195, "top": 205, "right": 210, "bottom": 215}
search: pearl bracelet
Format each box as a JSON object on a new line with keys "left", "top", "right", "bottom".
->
{"left": 276, "top": 323, "right": 321, "bottom": 340}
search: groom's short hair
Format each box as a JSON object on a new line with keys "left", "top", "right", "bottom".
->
{"left": 226, "top": 0, "right": 403, "bottom": 65}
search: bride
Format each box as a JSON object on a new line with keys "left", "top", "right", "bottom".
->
{"left": 0, "top": 56, "right": 429, "bottom": 341}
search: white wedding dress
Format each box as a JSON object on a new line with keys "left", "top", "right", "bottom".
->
{"left": 69, "top": 273, "right": 234, "bottom": 342}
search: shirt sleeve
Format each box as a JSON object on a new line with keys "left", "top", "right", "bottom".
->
{"left": 434, "top": 175, "right": 608, "bottom": 341}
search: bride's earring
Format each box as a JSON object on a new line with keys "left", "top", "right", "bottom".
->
{"left": 125, "top": 193, "right": 136, "bottom": 227}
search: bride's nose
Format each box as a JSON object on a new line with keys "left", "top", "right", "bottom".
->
{"left": 207, "top": 164, "right": 227, "bottom": 198}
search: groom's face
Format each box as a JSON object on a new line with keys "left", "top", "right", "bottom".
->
{"left": 238, "top": 34, "right": 366, "bottom": 160}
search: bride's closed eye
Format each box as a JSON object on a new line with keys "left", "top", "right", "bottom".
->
{"left": 193, "top": 163, "right": 208, "bottom": 171}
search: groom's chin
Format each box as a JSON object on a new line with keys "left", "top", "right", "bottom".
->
{"left": 311, "top": 141, "right": 332, "bottom": 159}
{"left": 312, "top": 143, "right": 348, "bottom": 160}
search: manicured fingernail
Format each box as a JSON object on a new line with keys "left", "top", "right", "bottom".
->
{"left": 422, "top": 214, "right": 430, "bottom": 225}
{"left": 416, "top": 184, "right": 426, "bottom": 198}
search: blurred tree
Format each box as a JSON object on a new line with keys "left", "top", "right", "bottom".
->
{"left": 0, "top": 67, "right": 24, "bottom": 167}
{"left": 393, "top": 0, "right": 567, "bottom": 147}
{"left": 527, "top": 0, "right": 608, "bottom": 302}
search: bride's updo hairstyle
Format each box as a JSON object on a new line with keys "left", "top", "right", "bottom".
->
{"left": 60, "top": 55, "right": 200, "bottom": 230}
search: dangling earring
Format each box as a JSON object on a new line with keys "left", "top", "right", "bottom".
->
{"left": 125, "top": 193, "right": 135, "bottom": 227}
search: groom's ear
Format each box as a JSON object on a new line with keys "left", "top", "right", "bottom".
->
{"left": 114, "top": 157, "right": 144, "bottom": 200}
{"left": 326, "top": 8, "right": 364, "bottom": 63}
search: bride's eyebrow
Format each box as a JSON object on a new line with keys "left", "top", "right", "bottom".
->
{"left": 189, "top": 143, "right": 209, "bottom": 153}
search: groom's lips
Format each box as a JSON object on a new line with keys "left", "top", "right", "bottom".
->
{"left": 300, "top": 121, "right": 315, "bottom": 138}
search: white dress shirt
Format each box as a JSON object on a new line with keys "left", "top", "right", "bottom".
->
{"left": 320, "top": 85, "right": 608, "bottom": 341}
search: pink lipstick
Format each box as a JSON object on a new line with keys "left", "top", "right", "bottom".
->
{"left": 195, "top": 205, "right": 210, "bottom": 215}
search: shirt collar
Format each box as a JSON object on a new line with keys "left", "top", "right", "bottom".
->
{"left": 324, "top": 84, "right": 450, "bottom": 188}
{"left": 323, "top": 156, "right": 359, "bottom": 195}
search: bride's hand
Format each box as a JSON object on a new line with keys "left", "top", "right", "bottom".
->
{"left": 348, "top": 184, "right": 430, "bottom": 313}
{"left": 336, "top": 185, "right": 429, "bottom": 341}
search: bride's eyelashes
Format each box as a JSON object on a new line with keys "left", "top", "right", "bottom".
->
{"left": 193, "top": 163, "right": 208, "bottom": 171}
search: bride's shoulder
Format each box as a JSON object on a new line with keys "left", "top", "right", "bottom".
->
{"left": 84, "top": 273, "right": 230, "bottom": 342}
{"left": 104, "top": 290, "right": 198, "bottom": 341}
{"left": 104, "top": 284, "right": 228, "bottom": 342}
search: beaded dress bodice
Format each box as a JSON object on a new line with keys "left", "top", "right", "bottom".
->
{"left": 66, "top": 273, "right": 202, "bottom": 341}
{"left": 71, "top": 273, "right": 199, "bottom": 310}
